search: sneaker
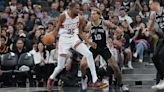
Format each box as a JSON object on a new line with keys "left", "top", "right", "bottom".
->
{"left": 139, "top": 59, "right": 143, "bottom": 63}
{"left": 156, "top": 80, "right": 164, "bottom": 90}
{"left": 47, "top": 79, "right": 54, "bottom": 91}
{"left": 122, "top": 66, "right": 129, "bottom": 70}
{"left": 81, "top": 76, "right": 88, "bottom": 90}
{"left": 92, "top": 81, "right": 109, "bottom": 89}
{"left": 128, "top": 61, "right": 134, "bottom": 69}
{"left": 120, "top": 85, "right": 129, "bottom": 92}
{"left": 133, "top": 52, "right": 137, "bottom": 58}
{"left": 152, "top": 80, "right": 163, "bottom": 89}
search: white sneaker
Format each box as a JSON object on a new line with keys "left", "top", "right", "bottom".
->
{"left": 152, "top": 80, "right": 164, "bottom": 89}
{"left": 139, "top": 59, "right": 143, "bottom": 63}
{"left": 120, "top": 85, "right": 129, "bottom": 92}
{"left": 156, "top": 80, "right": 164, "bottom": 90}
{"left": 81, "top": 76, "right": 88, "bottom": 90}
{"left": 122, "top": 66, "right": 129, "bottom": 70}
{"left": 133, "top": 52, "right": 138, "bottom": 58}
{"left": 128, "top": 61, "right": 134, "bottom": 69}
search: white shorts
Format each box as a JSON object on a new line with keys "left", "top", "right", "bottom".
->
{"left": 58, "top": 34, "right": 81, "bottom": 54}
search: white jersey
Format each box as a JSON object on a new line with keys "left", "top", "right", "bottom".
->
{"left": 58, "top": 11, "right": 80, "bottom": 38}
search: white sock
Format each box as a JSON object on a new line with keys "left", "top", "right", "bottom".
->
{"left": 75, "top": 43, "right": 98, "bottom": 83}
{"left": 49, "top": 56, "right": 66, "bottom": 80}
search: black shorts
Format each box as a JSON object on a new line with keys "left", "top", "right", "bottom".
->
{"left": 89, "top": 47, "right": 112, "bottom": 62}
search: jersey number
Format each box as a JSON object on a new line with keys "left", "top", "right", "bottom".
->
{"left": 68, "top": 29, "right": 75, "bottom": 34}
{"left": 94, "top": 34, "right": 102, "bottom": 40}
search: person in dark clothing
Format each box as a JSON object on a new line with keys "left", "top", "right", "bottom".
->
{"left": 149, "top": 1, "right": 164, "bottom": 90}
{"left": 12, "top": 38, "right": 26, "bottom": 58}
{"left": 0, "top": 36, "right": 10, "bottom": 54}
{"left": 80, "top": 8, "right": 129, "bottom": 91}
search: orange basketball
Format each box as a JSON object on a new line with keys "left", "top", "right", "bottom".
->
{"left": 43, "top": 34, "right": 54, "bottom": 45}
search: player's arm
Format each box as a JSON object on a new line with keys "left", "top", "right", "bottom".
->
{"left": 103, "top": 20, "right": 117, "bottom": 30}
{"left": 51, "top": 14, "right": 65, "bottom": 39}
{"left": 84, "top": 22, "right": 92, "bottom": 39}
{"left": 79, "top": 16, "right": 97, "bottom": 48}
{"left": 79, "top": 16, "right": 91, "bottom": 43}
{"left": 149, "top": 12, "right": 155, "bottom": 32}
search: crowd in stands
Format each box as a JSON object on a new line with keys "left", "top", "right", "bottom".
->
{"left": 0, "top": 0, "right": 163, "bottom": 87}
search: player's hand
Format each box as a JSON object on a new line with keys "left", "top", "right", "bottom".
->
{"left": 89, "top": 42, "right": 97, "bottom": 49}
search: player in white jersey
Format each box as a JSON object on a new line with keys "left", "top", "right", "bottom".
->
{"left": 47, "top": 2, "right": 98, "bottom": 91}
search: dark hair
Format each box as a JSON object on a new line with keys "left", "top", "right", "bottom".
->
{"left": 69, "top": 2, "right": 80, "bottom": 9}
{"left": 16, "top": 38, "right": 25, "bottom": 43}
{"left": 36, "top": 41, "right": 47, "bottom": 59}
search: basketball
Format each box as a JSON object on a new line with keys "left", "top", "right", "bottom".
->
{"left": 43, "top": 33, "right": 54, "bottom": 45}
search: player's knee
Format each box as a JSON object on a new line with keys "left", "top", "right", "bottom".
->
{"left": 84, "top": 51, "right": 93, "bottom": 58}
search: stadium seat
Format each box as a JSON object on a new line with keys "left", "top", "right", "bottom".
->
{"left": 0, "top": 52, "right": 18, "bottom": 86}
{"left": 14, "top": 53, "right": 35, "bottom": 87}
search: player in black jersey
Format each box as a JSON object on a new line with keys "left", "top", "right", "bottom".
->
{"left": 80, "top": 8, "right": 129, "bottom": 91}
{"left": 149, "top": 1, "right": 164, "bottom": 90}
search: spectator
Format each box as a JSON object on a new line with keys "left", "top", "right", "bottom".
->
{"left": 1, "top": 6, "right": 11, "bottom": 19}
{"left": 28, "top": 40, "right": 37, "bottom": 55}
{"left": 6, "top": 16, "right": 15, "bottom": 26}
{"left": 113, "top": 1, "right": 121, "bottom": 16}
{"left": 139, "top": 4, "right": 150, "bottom": 19}
{"left": 48, "top": 2, "right": 60, "bottom": 18}
{"left": 45, "top": 21, "right": 54, "bottom": 34}
{"left": 7, "top": 25, "right": 16, "bottom": 47}
{"left": 132, "top": 23, "right": 150, "bottom": 63}
{"left": 119, "top": 8, "right": 133, "bottom": 24}
{"left": 33, "top": 5, "right": 43, "bottom": 19}
{"left": 12, "top": 38, "right": 26, "bottom": 58}
{"left": 131, "top": 15, "right": 144, "bottom": 31}
{"left": 41, "top": 8, "right": 52, "bottom": 28}
{"left": 1, "top": 29, "right": 9, "bottom": 45}
{"left": 16, "top": 3, "right": 25, "bottom": 17}
{"left": 23, "top": 0, "right": 34, "bottom": 14}
{"left": 9, "top": 0, "right": 17, "bottom": 12}
{"left": 129, "top": 0, "right": 143, "bottom": 13}
{"left": 114, "top": 26, "right": 134, "bottom": 69}
{"left": 23, "top": 13, "right": 33, "bottom": 32}
{"left": 0, "top": 36, "right": 10, "bottom": 54}
{"left": 33, "top": 41, "right": 49, "bottom": 87}
{"left": 99, "top": 3, "right": 109, "bottom": 20}
{"left": 82, "top": 3, "right": 90, "bottom": 20}
{"left": 59, "top": 0, "right": 66, "bottom": 13}
{"left": 121, "top": 0, "right": 134, "bottom": 12}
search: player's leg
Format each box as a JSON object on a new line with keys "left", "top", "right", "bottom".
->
{"left": 152, "top": 39, "right": 164, "bottom": 89}
{"left": 100, "top": 47, "right": 129, "bottom": 91}
{"left": 73, "top": 42, "right": 98, "bottom": 83}
{"left": 80, "top": 48, "right": 98, "bottom": 90}
{"left": 47, "top": 42, "right": 71, "bottom": 90}
{"left": 80, "top": 48, "right": 98, "bottom": 79}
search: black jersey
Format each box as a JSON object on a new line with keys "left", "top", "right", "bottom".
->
{"left": 91, "top": 20, "right": 107, "bottom": 48}
{"left": 155, "top": 7, "right": 164, "bottom": 32}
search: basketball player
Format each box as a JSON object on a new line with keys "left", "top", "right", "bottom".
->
{"left": 149, "top": 1, "right": 164, "bottom": 90}
{"left": 46, "top": 2, "right": 98, "bottom": 91}
{"left": 80, "top": 8, "right": 129, "bottom": 91}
